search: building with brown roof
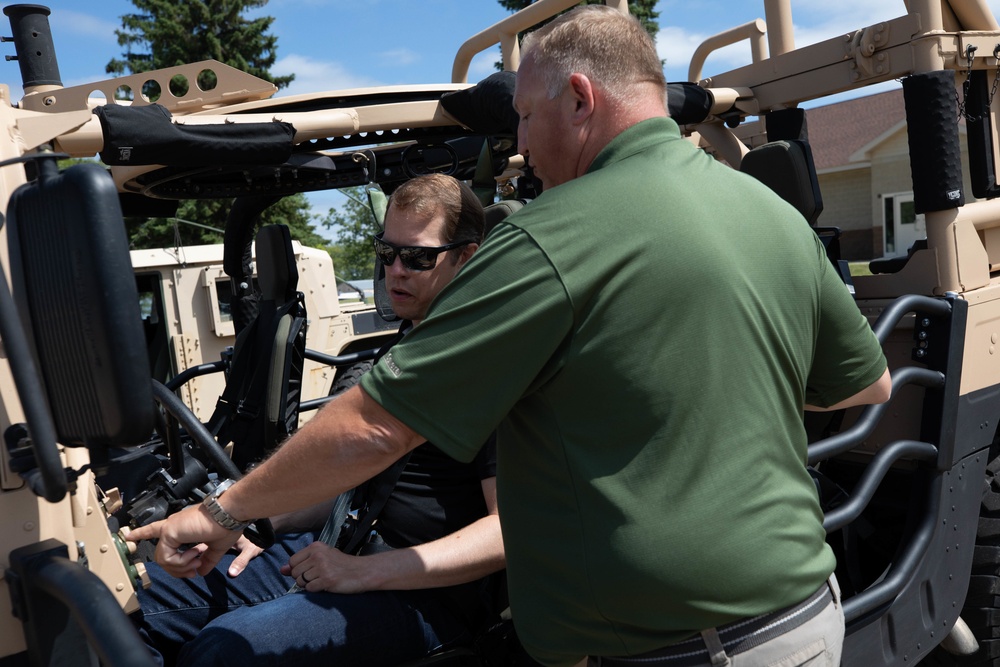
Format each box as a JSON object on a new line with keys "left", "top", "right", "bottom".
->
{"left": 806, "top": 86, "right": 972, "bottom": 260}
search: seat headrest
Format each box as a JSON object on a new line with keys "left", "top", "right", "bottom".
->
{"left": 739, "top": 140, "right": 824, "bottom": 225}
{"left": 484, "top": 199, "right": 526, "bottom": 237}
{"left": 255, "top": 224, "right": 298, "bottom": 302}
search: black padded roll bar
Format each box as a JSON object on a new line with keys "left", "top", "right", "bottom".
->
{"left": 3, "top": 4, "right": 62, "bottom": 89}
{"left": 6, "top": 539, "right": 155, "bottom": 667}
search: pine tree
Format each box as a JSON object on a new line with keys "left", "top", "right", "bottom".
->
{"left": 107, "top": 0, "right": 322, "bottom": 249}
{"left": 107, "top": 0, "right": 292, "bottom": 90}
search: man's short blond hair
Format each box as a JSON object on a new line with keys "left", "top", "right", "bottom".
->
{"left": 520, "top": 5, "right": 665, "bottom": 104}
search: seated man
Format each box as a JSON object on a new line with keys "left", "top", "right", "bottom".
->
{"left": 130, "top": 173, "right": 503, "bottom": 667}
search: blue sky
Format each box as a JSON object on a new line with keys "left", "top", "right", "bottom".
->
{"left": 3, "top": 1, "right": 996, "bottom": 235}
{"left": 5, "top": 1, "right": 940, "bottom": 94}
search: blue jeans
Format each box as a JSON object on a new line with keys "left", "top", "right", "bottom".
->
{"left": 133, "top": 532, "right": 475, "bottom": 666}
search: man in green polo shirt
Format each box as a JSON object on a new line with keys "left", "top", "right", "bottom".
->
{"left": 137, "top": 6, "right": 890, "bottom": 667}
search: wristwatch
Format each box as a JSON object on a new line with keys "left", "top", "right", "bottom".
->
{"left": 202, "top": 479, "right": 251, "bottom": 531}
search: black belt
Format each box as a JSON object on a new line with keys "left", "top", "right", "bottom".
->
{"left": 594, "top": 583, "right": 833, "bottom": 666}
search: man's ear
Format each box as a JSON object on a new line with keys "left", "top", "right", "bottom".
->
{"left": 567, "top": 72, "right": 596, "bottom": 124}
{"left": 457, "top": 242, "right": 480, "bottom": 267}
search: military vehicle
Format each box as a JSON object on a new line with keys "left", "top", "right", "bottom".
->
{"left": 130, "top": 242, "right": 394, "bottom": 421}
{"left": 6, "top": 0, "right": 1000, "bottom": 665}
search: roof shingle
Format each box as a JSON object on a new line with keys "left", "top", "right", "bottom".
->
{"left": 806, "top": 89, "right": 904, "bottom": 170}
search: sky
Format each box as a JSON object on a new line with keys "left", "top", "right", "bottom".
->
{"left": 3, "top": 0, "right": 999, "bottom": 236}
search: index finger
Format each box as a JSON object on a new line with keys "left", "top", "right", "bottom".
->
{"left": 127, "top": 519, "right": 165, "bottom": 543}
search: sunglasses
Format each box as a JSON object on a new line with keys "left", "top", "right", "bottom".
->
{"left": 372, "top": 232, "right": 473, "bottom": 271}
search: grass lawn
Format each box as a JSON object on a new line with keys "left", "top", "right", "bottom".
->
{"left": 849, "top": 261, "right": 873, "bottom": 277}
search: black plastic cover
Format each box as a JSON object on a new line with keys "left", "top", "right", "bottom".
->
{"left": 441, "top": 71, "right": 519, "bottom": 136}
{"left": 8, "top": 162, "right": 154, "bottom": 447}
{"left": 666, "top": 82, "right": 713, "bottom": 125}
{"left": 3, "top": 5, "right": 62, "bottom": 88}
{"left": 94, "top": 103, "right": 294, "bottom": 167}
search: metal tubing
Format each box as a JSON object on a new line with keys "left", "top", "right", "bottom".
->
{"left": 763, "top": 0, "right": 795, "bottom": 58}
{"left": 807, "top": 366, "right": 946, "bottom": 465}
{"left": 925, "top": 207, "right": 992, "bottom": 294}
{"left": 303, "top": 347, "right": 378, "bottom": 367}
{"left": 0, "top": 249, "right": 66, "bottom": 502}
{"left": 165, "top": 360, "right": 226, "bottom": 392}
{"left": 823, "top": 440, "right": 938, "bottom": 532}
{"left": 688, "top": 19, "right": 767, "bottom": 83}
{"left": 300, "top": 396, "right": 335, "bottom": 412}
{"left": 843, "top": 473, "right": 941, "bottom": 621}
{"left": 870, "top": 294, "right": 952, "bottom": 343}
{"left": 909, "top": 0, "right": 947, "bottom": 33}
{"left": 693, "top": 122, "right": 750, "bottom": 168}
{"left": 451, "top": 0, "right": 582, "bottom": 82}
{"left": 947, "top": 0, "right": 1000, "bottom": 30}
{"left": 150, "top": 380, "right": 241, "bottom": 481}
{"left": 909, "top": 0, "right": 949, "bottom": 73}
{"left": 960, "top": 198, "right": 1000, "bottom": 232}
{"left": 13, "top": 548, "right": 156, "bottom": 667}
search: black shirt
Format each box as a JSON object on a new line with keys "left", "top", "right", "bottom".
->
{"left": 376, "top": 434, "right": 497, "bottom": 548}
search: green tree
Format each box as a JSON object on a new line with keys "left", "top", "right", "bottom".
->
{"left": 320, "top": 188, "right": 380, "bottom": 281}
{"left": 107, "top": 0, "right": 293, "bottom": 91}
{"left": 107, "top": 0, "right": 320, "bottom": 250}
{"left": 125, "top": 193, "right": 326, "bottom": 250}
{"left": 497, "top": 0, "right": 659, "bottom": 39}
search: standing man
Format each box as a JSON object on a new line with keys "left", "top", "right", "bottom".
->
{"left": 135, "top": 6, "right": 891, "bottom": 667}
{"left": 132, "top": 173, "right": 504, "bottom": 666}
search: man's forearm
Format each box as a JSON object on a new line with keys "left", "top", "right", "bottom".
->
{"left": 806, "top": 366, "right": 892, "bottom": 412}
{"left": 222, "top": 385, "right": 424, "bottom": 523}
{"left": 271, "top": 498, "right": 336, "bottom": 533}
{"left": 363, "top": 514, "right": 506, "bottom": 590}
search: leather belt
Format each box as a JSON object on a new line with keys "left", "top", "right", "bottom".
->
{"left": 594, "top": 583, "right": 833, "bottom": 666}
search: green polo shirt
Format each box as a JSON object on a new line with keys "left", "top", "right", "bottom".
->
{"left": 361, "top": 117, "right": 886, "bottom": 666}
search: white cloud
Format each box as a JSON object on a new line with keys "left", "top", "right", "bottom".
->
{"left": 791, "top": 2, "right": 902, "bottom": 49}
{"left": 468, "top": 48, "right": 502, "bottom": 82}
{"left": 271, "top": 54, "right": 381, "bottom": 98}
{"left": 379, "top": 48, "right": 420, "bottom": 67}
{"left": 658, "top": 25, "right": 759, "bottom": 82}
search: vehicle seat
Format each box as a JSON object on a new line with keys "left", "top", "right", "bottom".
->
{"left": 484, "top": 198, "right": 526, "bottom": 238}
{"left": 739, "top": 139, "right": 823, "bottom": 226}
{"left": 208, "top": 223, "right": 308, "bottom": 471}
{"left": 739, "top": 139, "right": 853, "bottom": 285}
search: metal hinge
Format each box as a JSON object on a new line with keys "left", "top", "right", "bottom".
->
{"left": 847, "top": 22, "right": 891, "bottom": 81}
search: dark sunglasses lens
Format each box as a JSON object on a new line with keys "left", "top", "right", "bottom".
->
{"left": 373, "top": 238, "right": 396, "bottom": 265}
{"left": 399, "top": 247, "right": 437, "bottom": 270}
{"left": 373, "top": 236, "right": 439, "bottom": 271}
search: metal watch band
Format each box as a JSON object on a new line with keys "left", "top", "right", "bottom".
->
{"left": 202, "top": 479, "right": 251, "bottom": 532}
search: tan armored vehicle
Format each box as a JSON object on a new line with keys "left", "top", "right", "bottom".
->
{"left": 129, "top": 242, "right": 394, "bottom": 423}
{"left": 6, "top": 0, "right": 1000, "bottom": 665}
